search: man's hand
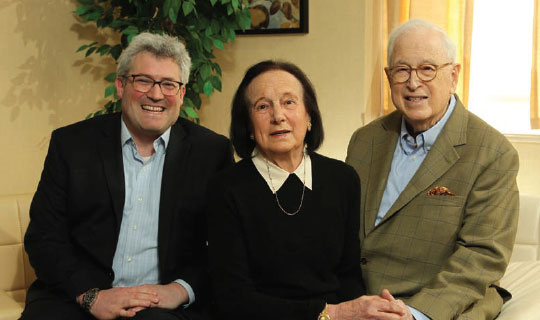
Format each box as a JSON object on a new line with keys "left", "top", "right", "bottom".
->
{"left": 327, "top": 289, "right": 414, "bottom": 320}
{"left": 328, "top": 294, "right": 405, "bottom": 320}
{"left": 78, "top": 287, "right": 159, "bottom": 319}
{"left": 134, "top": 282, "right": 189, "bottom": 310}
{"left": 380, "top": 289, "right": 413, "bottom": 320}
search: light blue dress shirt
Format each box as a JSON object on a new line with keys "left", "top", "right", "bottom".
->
{"left": 112, "top": 119, "right": 194, "bottom": 305}
{"left": 376, "top": 95, "right": 456, "bottom": 320}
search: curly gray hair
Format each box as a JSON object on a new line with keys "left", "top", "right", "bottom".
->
{"left": 117, "top": 32, "right": 192, "bottom": 83}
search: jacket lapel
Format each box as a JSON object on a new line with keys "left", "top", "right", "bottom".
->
{"left": 378, "top": 97, "right": 468, "bottom": 225}
{"left": 157, "top": 120, "right": 191, "bottom": 263}
{"left": 364, "top": 112, "right": 401, "bottom": 235}
{"left": 97, "top": 114, "right": 125, "bottom": 232}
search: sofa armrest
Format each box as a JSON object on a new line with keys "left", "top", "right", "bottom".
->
{"left": 0, "top": 290, "right": 23, "bottom": 320}
{"left": 498, "top": 261, "right": 540, "bottom": 319}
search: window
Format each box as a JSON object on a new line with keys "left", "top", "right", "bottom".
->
{"left": 468, "top": 0, "right": 539, "bottom": 135}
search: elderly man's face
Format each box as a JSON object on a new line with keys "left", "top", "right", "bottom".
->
{"left": 388, "top": 28, "right": 460, "bottom": 133}
{"left": 115, "top": 51, "right": 185, "bottom": 141}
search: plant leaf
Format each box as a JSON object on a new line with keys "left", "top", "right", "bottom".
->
{"left": 232, "top": 0, "right": 239, "bottom": 9}
{"left": 104, "top": 85, "right": 116, "bottom": 98}
{"left": 200, "top": 64, "right": 211, "bottom": 79}
{"left": 210, "top": 0, "right": 218, "bottom": 6}
{"left": 76, "top": 44, "right": 89, "bottom": 52}
{"left": 104, "top": 72, "right": 117, "bottom": 83}
{"left": 121, "top": 25, "right": 138, "bottom": 35}
{"left": 73, "top": 6, "right": 88, "bottom": 15}
{"left": 213, "top": 38, "right": 224, "bottom": 50}
{"left": 110, "top": 45, "right": 123, "bottom": 60}
{"left": 184, "top": 106, "right": 199, "bottom": 118}
{"left": 85, "top": 46, "right": 97, "bottom": 57}
{"left": 210, "top": 76, "right": 222, "bottom": 92}
{"left": 203, "top": 81, "right": 213, "bottom": 97}
{"left": 163, "top": 0, "right": 172, "bottom": 18}
{"left": 182, "top": 1, "right": 194, "bottom": 16}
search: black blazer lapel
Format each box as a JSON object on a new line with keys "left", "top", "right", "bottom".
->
{"left": 97, "top": 114, "right": 125, "bottom": 232}
{"left": 158, "top": 121, "right": 191, "bottom": 265}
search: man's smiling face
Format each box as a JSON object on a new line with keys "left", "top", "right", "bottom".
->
{"left": 388, "top": 28, "right": 460, "bottom": 133}
{"left": 116, "top": 51, "right": 185, "bottom": 141}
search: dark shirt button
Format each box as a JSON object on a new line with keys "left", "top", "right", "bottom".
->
{"left": 360, "top": 258, "right": 368, "bottom": 265}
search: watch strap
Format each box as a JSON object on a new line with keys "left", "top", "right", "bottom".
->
{"left": 81, "top": 288, "right": 100, "bottom": 312}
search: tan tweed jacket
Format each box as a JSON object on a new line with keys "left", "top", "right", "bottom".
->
{"left": 345, "top": 96, "right": 519, "bottom": 320}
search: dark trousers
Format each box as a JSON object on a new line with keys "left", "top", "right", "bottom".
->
{"left": 20, "top": 300, "right": 194, "bottom": 320}
{"left": 20, "top": 282, "right": 200, "bottom": 320}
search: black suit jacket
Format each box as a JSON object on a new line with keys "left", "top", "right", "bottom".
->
{"left": 24, "top": 113, "right": 233, "bottom": 307}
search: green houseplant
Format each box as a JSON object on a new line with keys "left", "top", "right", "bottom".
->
{"left": 74, "top": 0, "right": 251, "bottom": 121}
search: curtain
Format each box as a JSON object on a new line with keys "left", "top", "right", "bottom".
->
{"left": 531, "top": 0, "right": 540, "bottom": 129}
{"left": 362, "top": 0, "right": 474, "bottom": 123}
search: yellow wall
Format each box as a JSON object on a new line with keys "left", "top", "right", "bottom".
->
{"left": 1, "top": 1, "right": 539, "bottom": 197}
{"left": 199, "top": 2, "right": 366, "bottom": 160}
{"left": 1, "top": 0, "right": 118, "bottom": 195}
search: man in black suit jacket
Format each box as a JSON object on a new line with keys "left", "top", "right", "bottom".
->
{"left": 21, "top": 33, "right": 233, "bottom": 320}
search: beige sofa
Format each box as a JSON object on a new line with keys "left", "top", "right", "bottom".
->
{"left": 0, "top": 193, "right": 539, "bottom": 320}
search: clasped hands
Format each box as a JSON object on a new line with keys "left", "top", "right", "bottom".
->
{"left": 327, "top": 289, "right": 413, "bottom": 320}
{"left": 77, "top": 282, "right": 189, "bottom": 320}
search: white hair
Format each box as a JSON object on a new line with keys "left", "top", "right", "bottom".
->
{"left": 387, "top": 19, "right": 457, "bottom": 65}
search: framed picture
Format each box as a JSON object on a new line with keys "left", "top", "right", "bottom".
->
{"left": 237, "top": 0, "right": 308, "bottom": 34}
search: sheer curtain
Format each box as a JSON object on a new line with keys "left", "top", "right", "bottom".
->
{"left": 531, "top": 0, "right": 540, "bottom": 129}
{"left": 361, "top": 0, "right": 474, "bottom": 122}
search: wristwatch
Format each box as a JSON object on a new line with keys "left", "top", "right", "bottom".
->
{"left": 318, "top": 303, "right": 331, "bottom": 320}
{"left": 81, "top": 288, "right": 100, "bottom": 312}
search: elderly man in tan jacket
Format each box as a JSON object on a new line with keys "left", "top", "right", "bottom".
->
{"left": 346, "top": 19, "right": 519, "bottom": 320}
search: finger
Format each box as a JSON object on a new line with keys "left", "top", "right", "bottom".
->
{"left": 127, "top": 306, "right": 147, "bottom": 313}
{"left": 119, "top": 308, "right": 137, "bottom": 318}
{"left": 381, "top": 288, "right": 396, "bottom": 301}
{"left": 133, "top": 292, "right": 160, "bottom": 303}
{"left": 376, "top": 300, "right": 405, "bottom": 316}
{"left": 130, "top": 285, "right": 158, "bottom": 296}
{"left": 126, "top": 298, "right": 157, "bottom": 309}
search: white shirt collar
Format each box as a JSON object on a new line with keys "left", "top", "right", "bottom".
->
{"left": 251, "top": 148, "right": 313, "bottom": 193}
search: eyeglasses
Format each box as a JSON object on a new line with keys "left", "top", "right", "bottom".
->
{"left": 125, "top": 74, "right": 184, "bottom": 96}
{"left": 385, "top": 62, "right": 454, "bottom": 84}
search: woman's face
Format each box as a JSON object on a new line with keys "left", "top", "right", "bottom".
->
{"left": 246, "top": 70, "right": 310, "bottom": 162}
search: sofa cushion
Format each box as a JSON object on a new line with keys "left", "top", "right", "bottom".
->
{"left": 498, "top": 261, "right": 540, "bottom": 319}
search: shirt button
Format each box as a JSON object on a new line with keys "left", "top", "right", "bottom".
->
{"left": 137, "top": 197, "right": 143, "bottom": 202}
{"left": 133, "top": 225, "right": 137, "bottom": 230}
{"left": 412, "top": 156, "right": 416, "bottom": 161}
{"left": 127, "top": 257, "right": 132, "bottom": 263}
{"left": 142, "top": 166, "right": 147, "bottom": 172}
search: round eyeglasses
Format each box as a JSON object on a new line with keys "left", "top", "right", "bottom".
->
{"left": 125, "top": 74, "right": 184, "bottom": 96}
{"left": 385, "top": 62, "right": 454, "bottom": 84}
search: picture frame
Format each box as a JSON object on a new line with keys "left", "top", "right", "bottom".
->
{"left": 237, "top": 0, "right": 309, "bottom": 35}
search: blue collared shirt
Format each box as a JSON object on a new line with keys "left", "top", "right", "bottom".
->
{"left": 376, "top": 95, "right": 456, "bottom": 320}
{"left": 112, "top": 119, "right": 194, "bottom": 305}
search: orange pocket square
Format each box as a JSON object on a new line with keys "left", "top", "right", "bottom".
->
{"left": 427, "top": 186, "right": 455, "bottom": 196}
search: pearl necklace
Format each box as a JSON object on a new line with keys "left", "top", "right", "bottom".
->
{"left": 265, "top": 152, "right": 306, "bottom": 216}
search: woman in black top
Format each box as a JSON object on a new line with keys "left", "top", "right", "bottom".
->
{"left": 207, "top": 60, "right": 404, "bottom": 320}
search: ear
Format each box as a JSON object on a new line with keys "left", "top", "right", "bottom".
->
{"left": 115, "top": 77, "right": 125, "bottom": 99}
{"left": 178, "top": 85, "right": 186, "bottom": 104}
{"left": 384, "top": 68, "right": 392, "bottom": 85}
{"left": 450, "top": 63, "right": 461, "bottom": 94}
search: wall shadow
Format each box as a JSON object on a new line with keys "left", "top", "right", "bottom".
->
{"left": 1, "top": 0, "right": 117, "bottom": 129}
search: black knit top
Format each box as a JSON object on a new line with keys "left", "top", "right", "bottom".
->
{"left": 207, "top": 152, "right": 363, "bottom": 320}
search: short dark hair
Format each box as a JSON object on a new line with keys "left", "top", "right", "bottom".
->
{"left": 230, "top": 60, "right": 324, "bottom": 159}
